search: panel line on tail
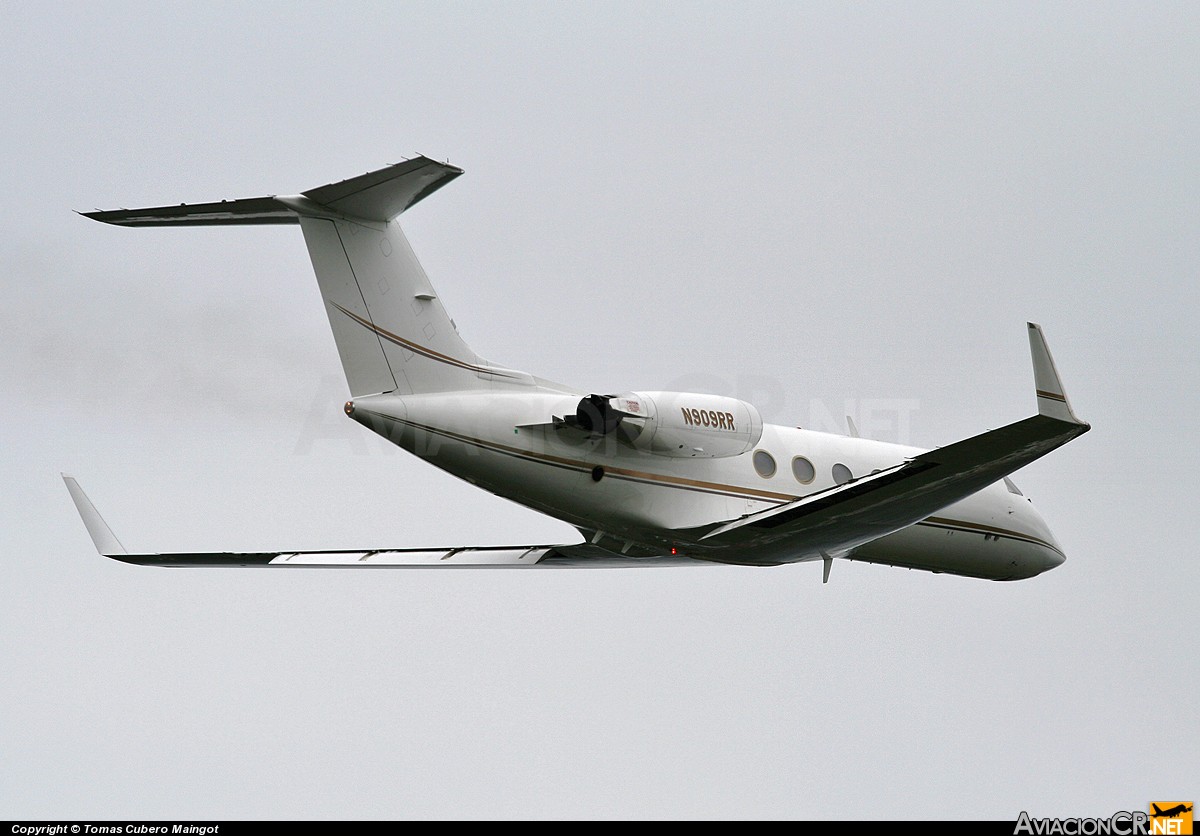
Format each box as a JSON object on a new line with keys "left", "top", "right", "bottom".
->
{"left": 331, "top": 220, "right": 403, "bottom": 392}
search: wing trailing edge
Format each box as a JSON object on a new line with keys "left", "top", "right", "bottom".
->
{"left": 60, "top": 476, "right": 705, "bottom": 569}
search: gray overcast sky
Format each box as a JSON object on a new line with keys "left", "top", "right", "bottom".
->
{"left": 2, "top": 1, "right": 1196, "bottom": 820}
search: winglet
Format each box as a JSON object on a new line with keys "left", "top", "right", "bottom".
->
{"left": 61, "top": 475, "right": 127, "bottom": 555}
{"left": 1027, "top": 323, "right": 1086, "bottom": 426}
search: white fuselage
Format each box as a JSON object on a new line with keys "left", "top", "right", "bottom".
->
{"left": 349, "top": 389, "right": 1066, "bottom": 580}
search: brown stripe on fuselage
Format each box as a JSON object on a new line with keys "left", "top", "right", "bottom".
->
{"left": 385, "top": 414, "right": 798, "bottom": 502}
{"left": 366, "top": 412, "right": 1060, "bottom": 552}
{"left": 330, "top": 300, "right": 521, "bottom": 378}
{"left": 920, "top": 516, "right": 1062, "bottom": 555}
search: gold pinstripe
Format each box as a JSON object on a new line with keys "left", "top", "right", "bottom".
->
{"left": 362, "top": 410, "right": 1063, "bottom": 553}
{"left": 330, "top": 300, "right": 522, "bottom": 379}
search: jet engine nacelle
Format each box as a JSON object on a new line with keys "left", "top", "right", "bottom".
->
{"left": 567, "top": 391, "right": 763, "bottom": 458}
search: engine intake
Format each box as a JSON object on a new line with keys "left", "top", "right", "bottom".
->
{"left": 564, "top": 391, "right": 763, "bottom": 458}
{"left": 564, "top": 393, "right": 624, "bottom": 435}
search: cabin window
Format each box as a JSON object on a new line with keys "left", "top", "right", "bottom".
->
{"left": 753, "top": 450, "right": 777, "bottom": 478}
{"left": 832, "top": 463, "right": 853, "bottom": 485}
{"left": 791, "top": 456, "right": 815, "bottom": 484}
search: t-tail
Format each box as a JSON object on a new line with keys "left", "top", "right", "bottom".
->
{"left": 84, "top": 156, "right": 530, "bottom": 396}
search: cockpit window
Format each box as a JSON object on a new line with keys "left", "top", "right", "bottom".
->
{"left": 1004, "top": 477, "right": 1023, "bottom": 496}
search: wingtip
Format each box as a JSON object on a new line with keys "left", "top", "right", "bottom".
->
{"left": 78, "top": 209, "right": 117, "bottom": 224}
{"left": 62, "top": 475, "right": 128, "bottom": 556}
{"left": 1026, "top": 322, "right": 1086, "bottom": 426}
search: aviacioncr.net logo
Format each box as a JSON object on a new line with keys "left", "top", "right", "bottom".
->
{"left": 1014, "top": 811, "right": 1149, "bottom": 835}
{"left": 1148, "top": 803, "right": 1193, "bottom": 835}
{"left": 1015, "top": 806, "right": 1194, "bottom": 836}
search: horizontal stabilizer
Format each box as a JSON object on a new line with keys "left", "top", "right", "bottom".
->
{"left": 82, "top": 195, "right": 300, "bottom": 227}
{"left": 81, "top": 156, "right": 462, "bottom": 227}
{"left": 303, "top": 156, "right": 462, "bottom": 222}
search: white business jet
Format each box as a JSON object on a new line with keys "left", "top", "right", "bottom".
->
{"left": 64, "top": 156, "right": 1089, "bottom": 581}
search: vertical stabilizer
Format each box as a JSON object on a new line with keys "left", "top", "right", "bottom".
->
{"left": 82, "top": 156, "right": 505, "bottom": 397}
{"left": 299, "top": 215, "right": 488, "bottom": 396}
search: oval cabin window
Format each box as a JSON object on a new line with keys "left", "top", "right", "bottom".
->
{"left": 753, "top": 450, "right": 777, "bottom": 478}
{"left": 832, "top": 463, "right": 853, "bottom": 485}
{"left": 792, "top": 456, "right": 815, "bottom": 484}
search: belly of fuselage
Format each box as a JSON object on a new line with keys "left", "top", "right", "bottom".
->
{"left": 850, "top": 519, "right": 1064, "bottom": 580}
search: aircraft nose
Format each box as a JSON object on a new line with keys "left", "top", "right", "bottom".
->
{"left": 1041, "top": 544, "right": 1066, "bottom": 571}
{"left": 1022, "top": 502, "right": 1067, "bottom": 574}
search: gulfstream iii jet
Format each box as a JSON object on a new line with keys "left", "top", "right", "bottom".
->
{"left": 65, "top": 156, "right": 1090, "bottom": 581}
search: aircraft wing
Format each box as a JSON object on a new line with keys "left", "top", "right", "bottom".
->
{"left": 62, "top": 476, "right": 702, "bottom": 568}
{"left": 700, "top": 323, "right": 1090, "bottom": 562}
